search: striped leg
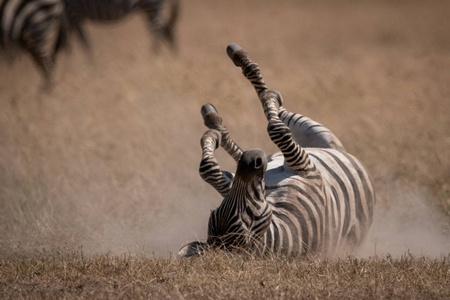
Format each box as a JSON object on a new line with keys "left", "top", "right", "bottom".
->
{"left": 27, "top": 46, "right": 55, "bottom": 89}
{"left": 140, "top": 0, "right": 163, "bottom": 52}
{"left": 199, "top": 129, "right": 234, "bottom": 197}
{"left": 226, "top": 44, "right": 268, "bottom": 99}
{"left": 201, "top": 103, "right": 244, "bottom": 163}
{"left": 227, "top": 43, "right": 345, "bottom": 152}
{"left": 63, "top": 1, "right": 91, "bottom": 51}
{"left": 73, "top": 21, "right": 90, "bottom": 52}
{"left": 227, "top": 44, "right": 317, "bottom": 175}
{"left": 23, "top": 18, "right": 60, "bottom": 89}
{"left": 262, "top": 91, "right": 316, "bottom": 174}
{"left": 3, "top": 0, "right": 66, "bottom": 89}
{"left": 141, "top": 0, "right": 179, "bottom": 52}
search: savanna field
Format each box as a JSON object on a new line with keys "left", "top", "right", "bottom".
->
{"left": 1, "top": 0, "right": 449, "bottom": 298}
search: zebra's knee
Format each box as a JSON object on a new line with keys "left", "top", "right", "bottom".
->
{"left": 262, "top": 90, "right": 283, "bottom": 108}
{"left": 272, "top": 90, "right": 284, "bottom": 107}
{"left": 200, "top": 129, "right": 222, "bottom": 150}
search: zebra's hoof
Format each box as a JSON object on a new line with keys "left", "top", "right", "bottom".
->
{"left": 226, "top": 43, "right": 242, "bottom": 60}
{"left": 178, "top": 241, "right": 208, "bottom": 258}
{"left": 202, "top": 103, "right": 223, "bottom": 128}
{"left": 201, "top": 103, "right": 218, "bottom": 119}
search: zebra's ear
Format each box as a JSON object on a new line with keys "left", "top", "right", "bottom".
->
{"left": 178, "top": 241, "right": 208, "bottom": 258}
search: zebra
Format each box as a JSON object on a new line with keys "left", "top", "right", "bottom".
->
{"left": 179, "top": 44, "right": 376, "bottom": 258}
{"left": 63, "top": 0, "right": 180, "bottom": 53}
{"left": 0, "top": 0, "right": 67, "bottom": 88}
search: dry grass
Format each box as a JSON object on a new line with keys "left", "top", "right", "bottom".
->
{"left": 1, "top": 249, "right": 449, "bottom": 299}
{"left": 0, "top": 0, "right": 449, "bottom": 298}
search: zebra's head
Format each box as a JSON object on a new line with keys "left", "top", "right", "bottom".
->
{"left": 207, "top": 149, "right": 271, "bottom": 252}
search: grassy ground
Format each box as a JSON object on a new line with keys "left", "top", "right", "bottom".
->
{"left": 1, "top": 250, "right": 449, "bottom": 299}
{"left": 0, "top": 0, "right": 449, "bottom": 298}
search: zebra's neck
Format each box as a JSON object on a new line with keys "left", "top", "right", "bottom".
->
{"left": 207, "top": 176, "right": 272, "bottom": 250}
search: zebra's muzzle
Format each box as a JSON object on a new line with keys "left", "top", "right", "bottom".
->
{"left": 235, "top": 149, "right": 268, "bottom": 182}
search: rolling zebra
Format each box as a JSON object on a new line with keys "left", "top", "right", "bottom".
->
{"left": 0, "top": 0, "right": 67, "bottom": 88}
{"left": 63, "top": 0, "right": 180, "bottom": 52}
{"left": 179, "top": 44, "right": 376, "bottom": 258}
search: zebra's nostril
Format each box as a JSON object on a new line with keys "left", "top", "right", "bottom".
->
{"left": 255, "top": 157, "right": 263, "bottom": 169}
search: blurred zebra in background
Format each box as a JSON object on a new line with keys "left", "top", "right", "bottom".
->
{"left": 179, "top": 44, "right": 376, "bottom": 258}
{"left": 0, "top": 0, "right": 67, "bottom": 88}
{"left": 64, "top": 0, "right": 180, "bottom": 53}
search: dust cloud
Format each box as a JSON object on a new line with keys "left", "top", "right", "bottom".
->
{"left": 360, "top": 185, "right": 450, "bottom": 258}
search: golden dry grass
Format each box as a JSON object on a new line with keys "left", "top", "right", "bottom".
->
{"left": 1, "top": 249, "right": 449, "bottom": 299}
{"left": 0, "top": 0, "right": 449, "bottom": 298}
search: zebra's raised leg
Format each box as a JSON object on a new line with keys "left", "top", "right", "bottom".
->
{"left": 227, "top": 44, "right": 317, "bottom": 175}
{"left": 226, "top": 43, "right": 268, "bottom": 99}
{"left": 262, "top": 91, "right": 317, "bottom": 174}
{"left": 199, "top": 129, "right": 234, "bottom": 197}
{"left": 201, "top": 103, "right": 243, "bottom": 163}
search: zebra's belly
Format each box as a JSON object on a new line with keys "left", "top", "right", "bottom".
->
{"left": 264, "top": 151, "right": 307, "bottom": 205}
{"left": 263, "top": 151, "right": 327, "bottom": 255}
{"left": 264, "top": 152, "right": 299, "bottom": 189}
{"left": 264, "top": 149, "right": 353, "bottom": 189}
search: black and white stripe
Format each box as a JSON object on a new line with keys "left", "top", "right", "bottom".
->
{"left": 0, "top": 0, "right": 67, "bottom": 87}
{"left": 63, "top": 0, "right": 179, "bottom": 52}
{"left": 179, "top": 44, "right": 376, "bottom": 258}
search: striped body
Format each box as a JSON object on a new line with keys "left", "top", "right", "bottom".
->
{"left": 178, "top": 44, "right": 376, "bottom": 258}
{"left": 0, "top": 0, "right": 66, "bottom": 87}
{"left": 205, "top": 119, "right": 375, "bottom": 257}
{"left": 261, "top": 148, "right": 374, "bottom": 256}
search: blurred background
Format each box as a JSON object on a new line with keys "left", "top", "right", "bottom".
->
{"left": 0, "top": 0, "right": 449, "bottom": 258}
